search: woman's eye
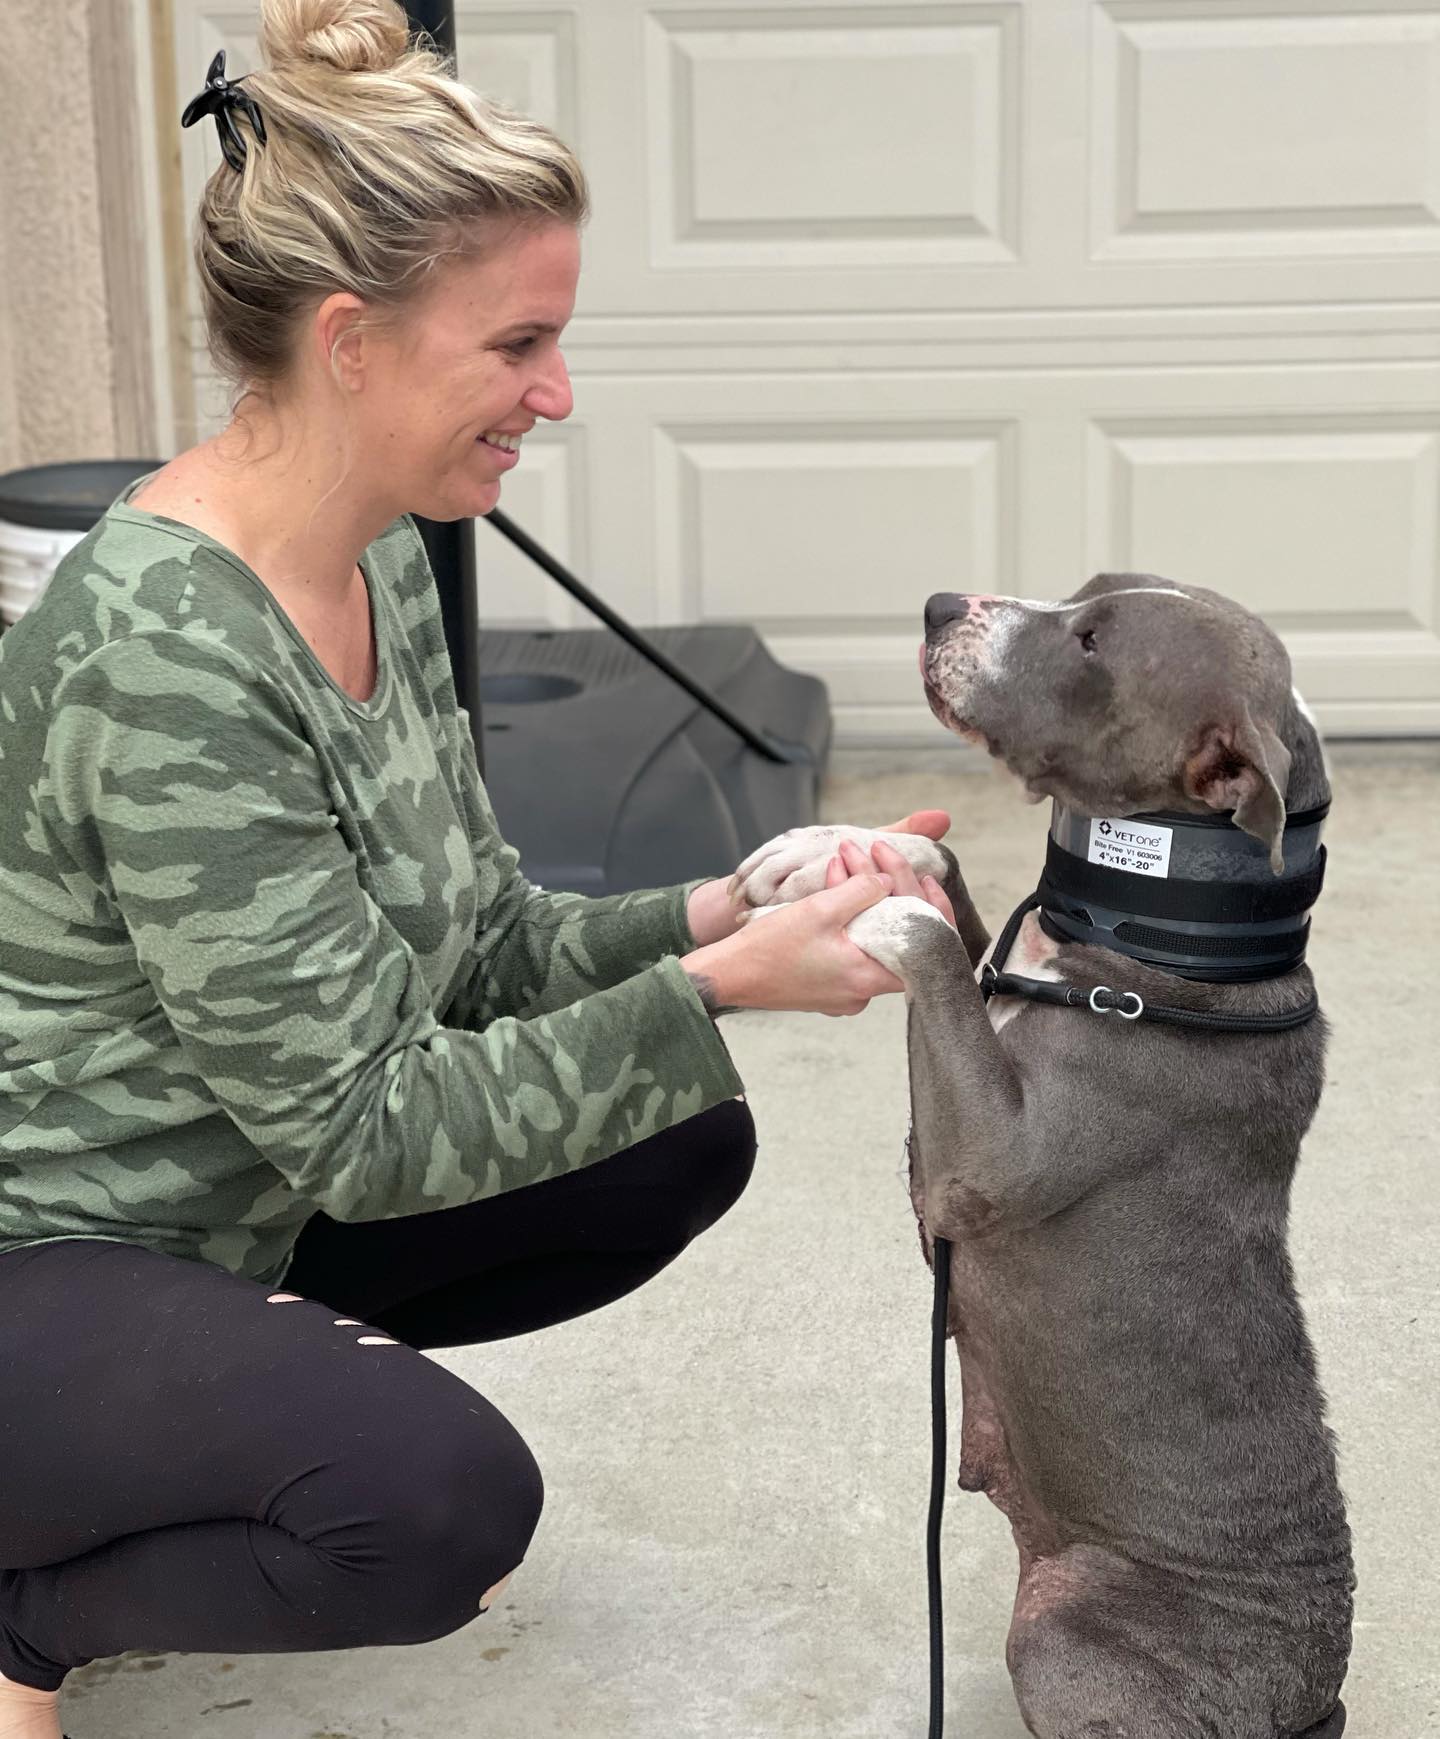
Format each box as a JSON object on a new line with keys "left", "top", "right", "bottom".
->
{"left": 1078, "top": 628, "right": 1098, "bottom": 654}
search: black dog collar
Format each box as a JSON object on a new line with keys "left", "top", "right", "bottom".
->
{"left": 1036, "top": 801, "right": 1328, "bottom": 984}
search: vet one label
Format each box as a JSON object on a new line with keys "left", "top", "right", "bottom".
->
{"left": 1087, "top": 816, "right": 1173, "bottom": 877}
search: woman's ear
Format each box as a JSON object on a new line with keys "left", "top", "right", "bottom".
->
{"left": 1182, "top": 712, "right": 1292, "bottom": 873}
{"left": 313, "top": 290, "right": 370, "bottom": 392}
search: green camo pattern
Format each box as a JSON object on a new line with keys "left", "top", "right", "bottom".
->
{"left": 0, "top": 480, "right": 743, "bottom": 1285}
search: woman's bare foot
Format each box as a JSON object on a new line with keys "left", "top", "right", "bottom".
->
{"left": 0, "top": 1671, "right": 62, "bottom": 1739}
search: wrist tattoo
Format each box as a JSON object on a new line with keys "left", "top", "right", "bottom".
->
{"left": 685, "top": 969, "right": 738, "bottom": 1019}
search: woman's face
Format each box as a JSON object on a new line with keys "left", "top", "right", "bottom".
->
{"left": 355, "top": 219, "right": 579, "bottom": 523}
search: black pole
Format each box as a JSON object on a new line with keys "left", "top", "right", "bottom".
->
{"left": 402, "top": 0, "right": 484, "bottom": 776}
{"left": 486, "top": 509, "right": 814, "bottom": 768}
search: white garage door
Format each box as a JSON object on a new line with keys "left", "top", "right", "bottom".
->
{"left": 157, "top": 0, "right": 1440, "bottom": 739}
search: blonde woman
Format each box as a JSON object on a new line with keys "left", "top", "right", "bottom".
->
{"left": 0, "top": 3, "right": 955, "bottom": 1731}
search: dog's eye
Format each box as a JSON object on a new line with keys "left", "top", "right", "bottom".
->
{"left": 1078, "top": 628, "right": 1098, "bottom": 654}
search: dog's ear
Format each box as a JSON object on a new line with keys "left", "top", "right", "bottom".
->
{"left": 1182, "top": 711, "right": 1292, "bottom": 873}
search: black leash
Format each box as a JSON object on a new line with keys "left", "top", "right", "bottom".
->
{"left": 926, "top": 1232, "right": 951, "bottom": 1739}
{"left": 922, "top": 888, "right": 1320, "bottom": 1739}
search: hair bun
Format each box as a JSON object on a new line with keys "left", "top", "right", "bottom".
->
{"left": 261, "top": 0, "right": 411, "bottom": 76}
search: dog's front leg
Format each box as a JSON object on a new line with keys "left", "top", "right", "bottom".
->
{"left": 845, "top": 897, "right": 1020, "bottom": 1241}
{"left": 926, "top": 845, "right": 990, "bottom": 969}
{"left": 846, "top": 899, "right": 1100, "bottom": 1242}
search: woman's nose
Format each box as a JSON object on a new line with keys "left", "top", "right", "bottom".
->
{"left": 524, "top": 348, "right": 573, "bottom": 422}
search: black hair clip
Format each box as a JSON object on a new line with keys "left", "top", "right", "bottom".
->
{"left": 181, "top": 49, "right": 267, "bottom": 172}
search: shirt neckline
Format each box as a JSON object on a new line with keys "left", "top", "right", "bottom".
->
{"left": 107, "top": 469, "right": 395, "bottom": 721}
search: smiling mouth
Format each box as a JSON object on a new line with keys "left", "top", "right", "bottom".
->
{"left": 476, "top": 437, "right": 520, "bottom": 469}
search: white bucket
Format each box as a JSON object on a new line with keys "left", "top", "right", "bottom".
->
{"left": 0, "top": 515, "right": 85, "bottom": 627}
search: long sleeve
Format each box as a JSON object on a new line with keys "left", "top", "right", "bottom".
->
{"left": 440, "top": 708, "right": 717, "bottom": 1027}
{"left": 36, "top": 630, "right": 745, "bottom": 1226}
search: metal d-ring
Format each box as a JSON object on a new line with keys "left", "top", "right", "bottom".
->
{"left": 1089, "top": 985, "right": 1145, "bottom": 1020}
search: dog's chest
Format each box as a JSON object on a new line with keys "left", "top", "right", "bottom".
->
{"left": 977, "top": 912, "right": 1063, "bottom": 1033}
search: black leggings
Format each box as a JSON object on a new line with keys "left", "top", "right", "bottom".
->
{"left": 0, "top": 1097, "right": 756, "bottom": 1690}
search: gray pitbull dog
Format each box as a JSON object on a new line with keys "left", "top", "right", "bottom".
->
{"left": 730, "top": 574, "right": 1353, "bottom": 1739}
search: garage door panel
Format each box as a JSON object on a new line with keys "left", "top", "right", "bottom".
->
{"left": 1091, "top": 2, "right": 1440, "bottom": 262}
{"left": 653, "top": 420, "right": 1017, "bottom": 626}
{"left": 557, "top": 366, "right": 1440, "bottom": 736}
{"left": 1091, "top": 420, "right": 1439, "bottom": 632}
{"left": 454, "top": 10, "right": 577, "bottom": 140}
{"left": 644, "top": 5, "right": 1021, "bottom": 268}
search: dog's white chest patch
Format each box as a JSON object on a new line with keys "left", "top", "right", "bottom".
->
{"left": 978, "top": 912, "right": 1063, "bottom": 1033}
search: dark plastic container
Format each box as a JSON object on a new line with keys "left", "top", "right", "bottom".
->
{"left": 0, "top": 460, "right": 165, "bottom": 532}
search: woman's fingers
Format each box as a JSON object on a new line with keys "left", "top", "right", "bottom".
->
{"left": 919, "top": 875, "right": 958, "bottom": 929}
{"left": 868, "top": 837, "right": 925, "bottom": 898}
{"left": 880, "top": 839, "right": 958, "bottom": 927}
{"left": 841, "top": 837, "right": 958, "bottom": 931}
{"left": 839, "top": 836, "right": 920, "bottom": 894}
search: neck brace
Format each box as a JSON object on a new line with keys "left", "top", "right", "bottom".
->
{"left": 1037, "top": 801, "right": 1328, "bottom": 983}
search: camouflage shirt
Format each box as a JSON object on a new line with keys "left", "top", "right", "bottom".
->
{"left": 0, "top": 478, "right": 744, "bottom": 1286}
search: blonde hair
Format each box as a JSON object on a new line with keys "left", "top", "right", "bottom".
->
{"left": 191, "top": 0, "right": 588, "bottom": 414}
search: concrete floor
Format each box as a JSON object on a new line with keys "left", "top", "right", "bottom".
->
{"left": 64, "top": 742, "right": 1439, "bottom": 1739}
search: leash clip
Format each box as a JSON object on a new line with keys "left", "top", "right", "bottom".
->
{"left": 1089, "top": 985, "right": 1144, "bottom": 1020}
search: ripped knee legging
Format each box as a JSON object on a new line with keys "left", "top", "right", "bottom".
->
{"left": 0, "top": 1098, "right": 757, "bottom": 1690}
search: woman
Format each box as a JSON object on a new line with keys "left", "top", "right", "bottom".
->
{"left": 0, "top": 3, "right": 955, "bottom": 1732}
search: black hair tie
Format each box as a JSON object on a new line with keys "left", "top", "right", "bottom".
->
{"left": 181, "top": 49, "right": 267, "bottom": 172}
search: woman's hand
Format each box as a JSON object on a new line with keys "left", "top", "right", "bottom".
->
{"left": 826, "top": 836, "right": 958, "bottom": 930}
{"left": 680, "top": 822, "right": 958, "bottom": 1014}
{"left": 682, "top": 872, "right": 909, "bottom": 1016}
{"left": 876, "top": 808, "right": 951, "bottom": 843}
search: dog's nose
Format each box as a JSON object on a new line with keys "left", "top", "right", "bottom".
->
{"left": 925, "top": 593, "right": 969, "bottom": 635}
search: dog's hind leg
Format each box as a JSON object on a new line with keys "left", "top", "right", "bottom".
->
{"left": 1005, "top": 1547, "right": 1230, "bottom": 1739}
{"left": 1012, "top": 1640, "right": 1346, "bottom": 1739}
{"left": 1008, "top": 1607, "right": 1198, "bottom": 1739}
{"left": 1293, "top": 1704, "right": 1345, "bottom": 1739}
{"left": 1004, "top": 1551, "right": 1344, "bottom": 1739}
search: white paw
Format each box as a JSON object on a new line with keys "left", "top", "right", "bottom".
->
{"left": 844, "top": 895, "right": 952, "bottom": 986}
{"left": 729, "top": 824, "right": 949, "bottom": 911}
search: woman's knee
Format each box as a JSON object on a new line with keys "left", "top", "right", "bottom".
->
{"left": 407, "top": 1413, "right": 543, "bottom": 1565}
{"left": 707, "top": 1095, "right": 758, "bottom": 1218}
{"left": 322, "top": 1390, "right": 545, "bottom": 1645}
{"left": 665, "top": 1096, "right": 757, "bottom": 1244}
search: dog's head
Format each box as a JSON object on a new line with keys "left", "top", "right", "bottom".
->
{"left": 919, "top": 573, "right": 1327, "bottom": 873}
